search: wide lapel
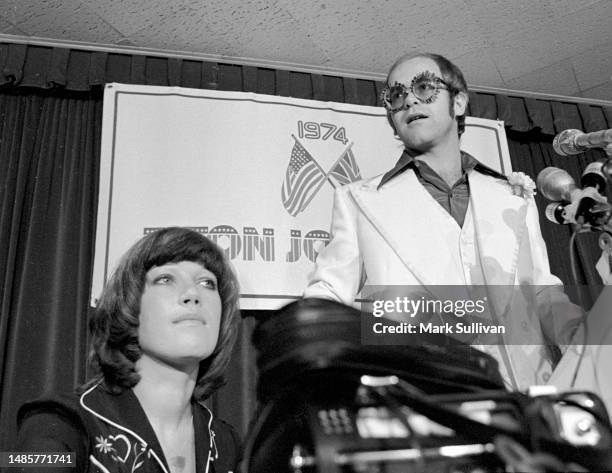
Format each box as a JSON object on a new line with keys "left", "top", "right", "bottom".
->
{"left": 350, "top": 169, "right": 464, "bottom": 286}
{"left": 80, "top": 383, "right": 170, "bottom": 472}
{"left": 468, "top": 172, "right": 527, "bottom": 286}
{"left": 468, "top": 171, "right": 529, "bottom": 325}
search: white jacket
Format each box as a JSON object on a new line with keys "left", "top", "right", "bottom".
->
{"left": 304, "top": 166, "right": 582, "bottom": 389}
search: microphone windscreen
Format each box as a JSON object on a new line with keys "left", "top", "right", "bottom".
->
{"left": 536, "top": 167, "right": 576, "bottom": 201}
{"left": 553, "top": 129, "right": 582, "bottom": 156}
{"left": 545, "top": 202, "right": 567, "bottom": 224}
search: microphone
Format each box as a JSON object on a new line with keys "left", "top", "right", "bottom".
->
{"left": 537, "top": 164, "right": 607, "bottom": 201}
{"left": 536, "top": 167, "right": 579, "bottom": 202}
{"left": 545, "top": 199, "right": 610, "bottom": 226}
{"left": 544, "top": 196, "right": 610, "bottom": 227}
{"left": 545, "top": 202, "right": 568, "bottom": 225}
{"left": 581, "top": 161, "right": 607, "bottom": 194}
{"left": 553, "top": 128, "right": 612, "bottom": 156}
{"left": 536, "top": 166, "right": 610, "bottom": 226}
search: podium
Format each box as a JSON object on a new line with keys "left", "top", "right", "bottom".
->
{"left": 549, "top": 286, "right": 612, "bottom": 412}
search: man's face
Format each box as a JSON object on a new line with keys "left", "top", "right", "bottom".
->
{"left": 387, "top": 56, "right": 466, "bottom": 151}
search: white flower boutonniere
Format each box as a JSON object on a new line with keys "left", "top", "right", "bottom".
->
{"left": 508, "top": 172, "right": 536, "bottom": 199}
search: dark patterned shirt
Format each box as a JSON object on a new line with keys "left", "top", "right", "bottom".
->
{"left": 379, "top": 151, "right": 506, "bottom": 227}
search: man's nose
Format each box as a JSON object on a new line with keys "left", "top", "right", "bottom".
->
{"left": 401, "top": 90, "right": 419, "bottom": 109}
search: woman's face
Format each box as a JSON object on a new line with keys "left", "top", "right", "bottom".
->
{"left": 138, "top": 260, "right": 222, "bottom": 369}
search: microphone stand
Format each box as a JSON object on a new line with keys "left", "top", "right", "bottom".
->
{"left": 588, "top": 155, "right": 612, "bottom": 284}
{"left": 600, "top": 147, "right": 612, "bottom": 256}
{"left": 599, "top": 231, "right": 612, "bottom": 258}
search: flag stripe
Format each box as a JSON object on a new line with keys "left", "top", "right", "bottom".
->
{"left": 281, "top": 139, "right": 326, "bottom": 216}
{"left": 283, "top": 164, "right": 324, "bottom": 215}
{"left": 329, "top": 148, "right": 361, "bottom": 185}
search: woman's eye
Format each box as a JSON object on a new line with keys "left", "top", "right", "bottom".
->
{"left": 154, "top": 275, "right": 172, "bottom": 284}
{"left": 198, "top": 279, "right": 217, "bottom": 290}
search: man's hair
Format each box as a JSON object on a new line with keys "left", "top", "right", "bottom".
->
{"left": 384, "top": 52, "right": 469, "bottom": 137}
{"left": 86, "top": 227, "right": 240, "bottom": 401}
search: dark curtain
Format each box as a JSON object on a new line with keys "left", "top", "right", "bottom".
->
{"left": 506, "top": 129, "right": 608, "bottom": 306}
{"left": 0, "top": 88, "right": 102, "bottom": 448}
{"left": 1, "top": 43, "right": 611, "bottom": 448}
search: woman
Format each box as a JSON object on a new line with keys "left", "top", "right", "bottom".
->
{"left": 17, "top": 227, "right": 242, "bottom": 473}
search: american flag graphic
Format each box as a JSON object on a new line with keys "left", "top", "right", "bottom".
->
{"left": 281, "top": 137, "right": 327, "bottom": 216}
{"left": 328, "top": 144, "right": 360, "bottom": 186}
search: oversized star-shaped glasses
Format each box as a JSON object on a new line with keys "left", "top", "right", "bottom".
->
{"left": 381, "top": 71, "right": 450, "bottom": 112}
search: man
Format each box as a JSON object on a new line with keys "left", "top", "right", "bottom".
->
{"left": 304, "top": 52, "right": 582, "bottom": 390}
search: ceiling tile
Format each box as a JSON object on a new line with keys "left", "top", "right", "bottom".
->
{"left": 0, "top": 1, "right": 18, "bottom": 24}
{"left": 280, "top": 0, "right": 388, "bottom": 70}
{"left": 489, "top": 41, "right": 561, "bottom": 83}
{"left": 125, "top": 0, "right": 327, "bottom": 66}
{"left": 580, "top": 81, "right": 612, "bottom": 101}
{"left": 504, "top": 60, "right": 578, "bottom": 97}
{"left": 370, "top": 0, "right": 487, "bottom": 73}
{"left": 468, "top": 0, "right": 604, "bottom": 46}
{"left": 80, "top": 0, "right": 198, "bottom": 38}
{"left": 547, "top": 0, "right": 612, "bottom": 57}
{"left": 0, "top": 15, "right": 27, "bottom": 35}
{"left": 221, "top": 22, "right": 330, "bottom": 67}
{"left": 542, "top": 0, "right": 605, "bottom": 16}
{"left": 570, "top": 41, "right": 612, "bottom": 92}
{"left": 487, "top": 0, "right": 611, "bottom": 81}
{"left": 467, "top": 0, "right": 556, "bottom": 44}
{"left": 453, "top": 50, "right": 505, "bottom": 88}
{"left": 13, "top": 0, "right": 124, "bottom": 43}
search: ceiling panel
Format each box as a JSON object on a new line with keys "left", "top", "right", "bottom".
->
{"left": 468, "top": 0, "right": 558, "bottom": 45}
{"left": 570, "top": 41, "right": 612, "bottom": 92}
{"left": 505, "top": 59, "right": 578, "bottom": 97}
{"left": 582, "top": 81, "right": 612, "bottom": 101}
{"left": 454, "top": 50, "right": 505, "bottom": 89}
{"left": 12, "top": 0, "right": 124, "bottom": 43}
{"left": 83, "top": 0, "right": 199, "bottom": 38}
{"left": 0, "top": 0, "right": 609, "bottom": 101}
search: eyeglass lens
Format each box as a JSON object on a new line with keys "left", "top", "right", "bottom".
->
{"left": 388, "top": 79, "right": 439, "bottom": 109}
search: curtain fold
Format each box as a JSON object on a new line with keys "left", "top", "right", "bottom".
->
{"left": 2, "top": 43, "right": 610, "bottom": 131}
{"left": 0, "top": 42, "right": 610, "bottom": 449}
{"left": 0, "top": 90, "right": 101, "bottom": 448}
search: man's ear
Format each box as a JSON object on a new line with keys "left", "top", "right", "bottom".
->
{"left": 386, "top": 111, "right": 398, "bottom": 136}
{"left": 454, "top": 91, "right": 468, "bottom": 117}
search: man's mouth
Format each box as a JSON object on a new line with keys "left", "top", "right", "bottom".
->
{"left": 406, "top": 114, "right": 428, "bottom": 124}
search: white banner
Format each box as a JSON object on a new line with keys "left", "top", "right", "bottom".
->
{"left": 93, "top": 83, "right": 512, "bottom": 309}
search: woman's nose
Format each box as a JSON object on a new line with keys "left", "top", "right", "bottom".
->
{"left": 181, "top": 284, "right": 200, "bottom": 305}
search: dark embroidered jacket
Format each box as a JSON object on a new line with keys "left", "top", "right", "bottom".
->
{"left": 16, "top": 382, "right": 240, "bottom": 473}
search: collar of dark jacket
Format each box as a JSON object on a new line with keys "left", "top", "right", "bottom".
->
{"left": 378, "top": 149, "right": 507, "bottom": 190}
{"left": 80, "top": 381, "right": 215, "bottom": 473}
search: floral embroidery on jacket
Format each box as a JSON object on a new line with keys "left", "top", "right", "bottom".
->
{"left": 93, "top": 434, "right": 148, "bottom": 472}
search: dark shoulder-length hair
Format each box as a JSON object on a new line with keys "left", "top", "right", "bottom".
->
{"left": 384, "top": 52, "right": 469, "bottom": 137}
{"left": 86, "top": 227, "right": 240, "bottom": 401}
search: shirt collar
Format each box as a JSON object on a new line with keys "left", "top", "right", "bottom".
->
{"left": 80, "top": 381, "right": 214, "bottom": 473}
{"left": 378, "top": 150, "right": 506, "bottom": 189}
